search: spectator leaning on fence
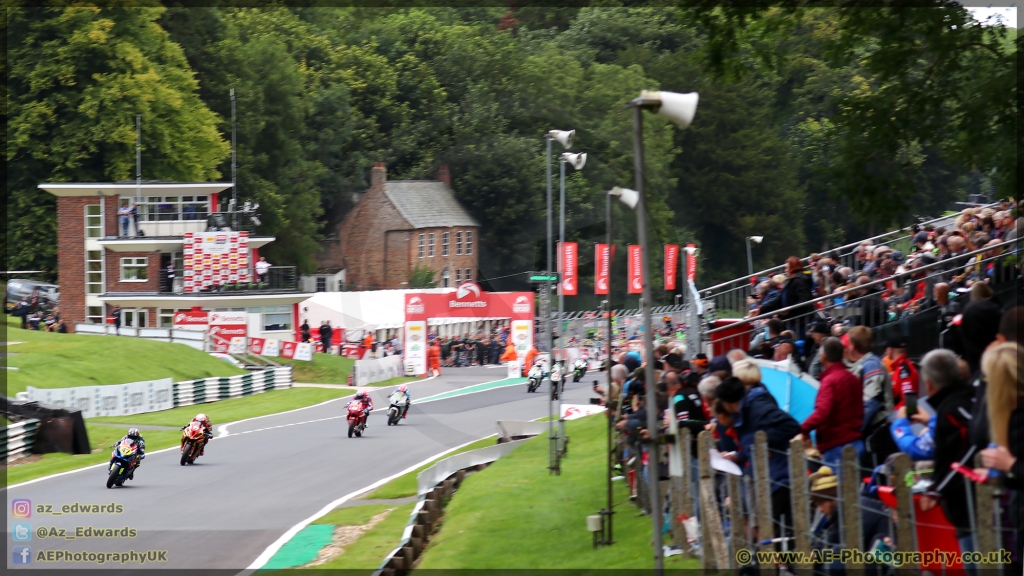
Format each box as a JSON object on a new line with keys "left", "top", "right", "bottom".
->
{"left": 915, "top": 348, "right": 975, "bottom": 557}
{"left": 797, "top": 337, "right": 864, "bottom": 468}
{"left": 844, "top": 326, "right": 893, "bottom": 438}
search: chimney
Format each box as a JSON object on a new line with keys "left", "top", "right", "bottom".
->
{"left": 371, "top": 162, "right": 387, "bottom": 191}
{"left": 437, "top": 165, "right": 451, "bottom": 187}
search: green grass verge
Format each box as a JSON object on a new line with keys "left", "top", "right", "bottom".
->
{"left": 6, "top": 425, "right": 182, "bottom": 486}
{"left": 5, "top": 318, "right": 245, "bottom": 395}
{"left": 359, "top": 435, "right": 500, "bottom": 500}
{"left": 415, "top": 414, "right": 699, "bottom": 569}
{"left": 270, "top": 354, "right": 354, "bottom": 384}
{"left": 88, "top": 387, "right": 351, "bottom": 427}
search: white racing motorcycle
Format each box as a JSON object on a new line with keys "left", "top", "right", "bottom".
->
{"left": 386, "top": 390, "right": 410, "bottom": 426}
{"left": 527, "top": 363, "right": 545, "bottom": 393}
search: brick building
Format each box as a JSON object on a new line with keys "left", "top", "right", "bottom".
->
{"left": 40, "top": 182, "right": 310, "bottom": 335}
{"left": 324, "top": 163, "right": 480, "bottom": 290}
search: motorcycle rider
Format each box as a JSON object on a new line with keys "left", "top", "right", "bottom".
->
{"left": 391, "top": 384, "right": 412, "bottom": 418}
{"left": 349, "top": 391, "right": 374, "bottom": 426}
{"left": 181, "top": 413, "right": 213, "bottom": 456}
{"left": 112, "top": 428, "right": 146, "bottom": 480}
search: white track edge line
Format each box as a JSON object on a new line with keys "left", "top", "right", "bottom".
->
{"left": 239, "top": 434, "right": 492, "bottom": 574}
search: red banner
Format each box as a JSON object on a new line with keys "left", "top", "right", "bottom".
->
{"left": 686, "top": 243, "right": 697, "bottom": 283}
{"left": 627, "top": 245, "right": 643, "bottom": 294}
{"left": 280, "top": 341, "right": 298, "bottom": 359}
{"left": 595, "top": 244, "right": 611, "bottom": 295}
{"left": 559, "top": 242, "right": 578, "bottom": 296}
{"left": 404, "top": 287, "right": 534, "bottom": 321}
{"left": 664, "top": 244, "right": 679, "bottom": 291}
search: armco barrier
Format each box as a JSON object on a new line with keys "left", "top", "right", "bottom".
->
{"left": 353, "top": 355, "right": 404, "bottom": 386}
{"left": 172, "top": 366, "right": 292, "bottom": 408}
{"left": 374, "top": 436, "right": 533, "bottom": 576}
{"left": 2, "top": 419, "right": 40, "bottom": 462}
{"left": 497, "top": 420, "right": 550, "bottom": 440}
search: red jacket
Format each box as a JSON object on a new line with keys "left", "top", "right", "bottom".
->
{"left": 801, "top": 362, "right": 864, "bottom": 453}
{"left": 889, "top": 355, "right": 920, "bottom": 409}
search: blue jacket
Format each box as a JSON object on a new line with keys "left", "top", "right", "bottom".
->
{"left": 731, "top": 386, "right": 801, "bottom": 492}
{"left": 889, "top": 415, "right": 935, "bottom": 461}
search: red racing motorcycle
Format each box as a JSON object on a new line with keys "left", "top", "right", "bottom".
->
{"left": 347, "top": 400, "right": 367, "bottom": 438}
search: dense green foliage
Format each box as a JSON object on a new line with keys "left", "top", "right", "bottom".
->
{"left": 6, "top": 4, "right": 1015, "bottom": 300}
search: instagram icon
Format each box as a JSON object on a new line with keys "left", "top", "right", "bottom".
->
{"left": 12, "top": 499, "right": 32, "bottom": 518}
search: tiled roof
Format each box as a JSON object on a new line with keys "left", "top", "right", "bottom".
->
{"left": 383, "top": 181, "right": 479, "bottom": 229}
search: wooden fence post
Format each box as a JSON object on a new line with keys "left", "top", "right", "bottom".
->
{"left": 753, "top": 431, "right": 774, "bottom": 552}
{"left": 890, "top": 453, "right": 917, "bottom": 576}
{"left": 728, "top": 472, "right": 744, "bottom": 570}
{"left": 841, "top": 444, "right": 863, "bottom": 571}
{"left": 788, "top": 438, "right": 811, "bottom": 560}
{"left": 698, "top": 430, "right": 730, "bottom": 571}
{"left": 973, "top": 453, "right": 997, "bottom": 555}
{"left": 681, "top": 428, "right": 695, "bottom": 517}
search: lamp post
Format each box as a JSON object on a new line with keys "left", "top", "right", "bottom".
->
{"left": 602, "top": 185, "right": 639, "bottom": 546}
{"left": 546, "top": 129, "right": 574, "bottom": 475}
{"left": 557, "top": 151, "right": 587, "bottom": 457}
{"left": 626, "top": 89, "right": 698, "bottom": 574}
{"left": 745, "top": 235, "right": 763, "bottom": 278}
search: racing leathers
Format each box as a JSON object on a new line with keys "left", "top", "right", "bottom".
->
{"left": 390, "top": 389, "right": 412, "bottom": 418}
{"left": 112, "top": 434, "right": 145, "bottom": 479}
{"left": 181, "top": 417, "right": 214, "bottom": 455}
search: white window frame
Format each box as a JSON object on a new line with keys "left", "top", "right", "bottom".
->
{"left": 465, "top": 231, "right": 473, "bottom": 255}
{"left": 418, "top": 234, "right": 425, "bottom": 259}
{"left": 441, "top": 268, "right": 451, "bottom": 288}
{"left": 428, "top": 233, "right": 436, "bottom": 257}
{"left": 120, "top": 257, "right": 148, "bottom": 282}
{"left": 86, "top": 250, "right": 104, "bottom": 294}
{"left": 316, "top": 277, "right": 326, "bottom": 292}
{"left": 262, "top": 305, "right": 293, "bottom": 332}
{"left": 442, "top": 232, "right": 450, "bottom": 257}
{"left": 464, "top": 268, "right": 472, "bottom": 282}
{"left": 456, "top": 268, "right": 462, "bottom": 284}
{"left": 85, "top": 204, "right": 102, "bottom": 238}
{"left": 456, "top": 231, "right": 463, "bottom": 255}
{"left": 138, "top": 195, "right": 209, "bottom": 222}
{"left": 123, "top": 308, "right": 148, "bottom": 328}
{"left": 87, "top": 306, "right": 104, "bottom": 324}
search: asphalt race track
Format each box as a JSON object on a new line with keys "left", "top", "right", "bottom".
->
{"left": 5, "top": 366, "right": 603, "bottom": 571}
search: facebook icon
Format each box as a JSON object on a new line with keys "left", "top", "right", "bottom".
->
{"left": 13, "top": 546, "right": 32, "bottom": 565}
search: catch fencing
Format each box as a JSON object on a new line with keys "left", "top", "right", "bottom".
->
{"left": 2, "top": 419, "right": 40, "bottom": 462}
{"left": 173, "top": 366, "right": 292, "bottom": 408}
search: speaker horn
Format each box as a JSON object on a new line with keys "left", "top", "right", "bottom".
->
{"left": 639, "top": 90, "right": 699, "bottom": 129}
{"left": 549, "top": 129, "right": 575, "bottom": 149}
{"left": 562, "top": 152, "right": 587, "bottom": 170}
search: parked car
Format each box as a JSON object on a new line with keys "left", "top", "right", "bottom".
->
{"left": 5, "top": 279, "right": 59, "bottom": 313}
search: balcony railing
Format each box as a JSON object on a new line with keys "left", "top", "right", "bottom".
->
{"left": 115, "top": 210, "right": 261, "bottom": 238}
{"left": 160, "top": 266, "right": 299, "bottom": 293}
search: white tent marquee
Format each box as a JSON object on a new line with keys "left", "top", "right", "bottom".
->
{"left": 299, "top": 289, "right": 511, "bottom": 341}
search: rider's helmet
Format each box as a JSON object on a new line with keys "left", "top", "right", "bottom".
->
{"left": 354, "top": 391, "right": 366, "bottom": 401}
{"left": 127, "top": 428, "right": 141, "bottom": 439}
{"left": 398, "top": 384, "right": 408, "bottom": 393}
{"left": 194, "top": 413, "right": 208, "bottom": 423}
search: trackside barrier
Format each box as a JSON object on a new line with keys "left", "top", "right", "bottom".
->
{"left": 497, "top": 420, "right": 549, "bottom": 440}
{"left": 374, "top": 435, "right": 536, "bottom": 576}
{"left": 172, "top": 366, "right": 292, "bottom": 408}
{"left": 74, "top": 323, "right": 207, "bottom": 350}
{"left": 2, "top": 419, "right": 40, "bottom": 462}
{"left": 353, "top": 355, "right": 404, "bottom": 386}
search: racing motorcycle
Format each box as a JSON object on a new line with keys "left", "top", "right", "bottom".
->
{"left": 387, "top": 391, "right": 409, "bottom": 426}
{"left": 572, "top": 357, "right": 588, "bottom": 383}
{"left": 347, "top": 400, "right": 368, "bottom": 438}
{"left": 527, "top": 364, "right": 545, "bottom": 393}
{"left": 106, "top": 438, "right": 140, "bottom": 488}
{"left": 550, "top": 363, "right": 564, "bottom": 401}
{"left": 180, "top": 420, "right": 207, "bottom": 465}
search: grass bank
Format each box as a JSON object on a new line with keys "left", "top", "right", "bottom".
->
{"left": 415, "top": 414, "right": 699, "bottom": 569}
{"left": 270, "top": 354, "right": 354, "bottom": 384}
{"left": 5, "top": 317, "right": 245, "bottom": 395}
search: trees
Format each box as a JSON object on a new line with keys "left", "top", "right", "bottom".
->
{"left": 6, "top": 6, "right": 228, "bottom": 277}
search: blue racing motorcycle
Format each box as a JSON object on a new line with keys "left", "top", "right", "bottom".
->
{"left": 106, "top": 438, "right": 141, "bottom": 488}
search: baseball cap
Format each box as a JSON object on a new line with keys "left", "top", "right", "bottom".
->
{"left": 810, "top": 321, "right": 830, "bottom": 335}
{"left": 913, "top": 231, "right": 929, "bottom": 244}
{"left": 890, "top": 251, "right": 906, "bottom": 263}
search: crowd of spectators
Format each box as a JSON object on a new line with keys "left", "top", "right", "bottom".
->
{"left": 597, "top": 202, "right": 1021, "bottom": 573}
{"left": 11, "top": 296, "right": 66, "bottom": 333}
